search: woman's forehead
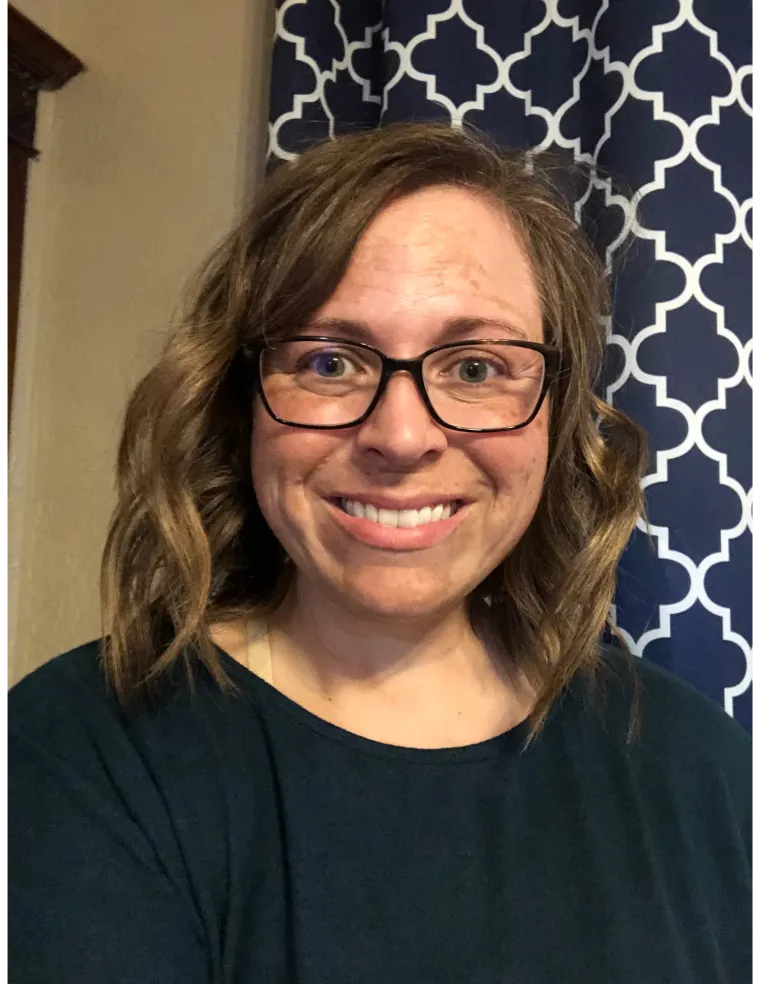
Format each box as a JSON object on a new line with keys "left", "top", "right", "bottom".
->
{"left": 348, "top": 185, "right": 526, "bottom": 265}
{"left": 314, "top": 185, "right": 543, "bottom": 347}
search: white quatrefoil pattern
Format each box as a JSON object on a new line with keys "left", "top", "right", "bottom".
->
{"left": 267, "top": 0, "right": 752, "bottom": 730}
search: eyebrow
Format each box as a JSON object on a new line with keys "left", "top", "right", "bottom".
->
{"left": 301, "top": 316, "right": 530, "bottom": 345}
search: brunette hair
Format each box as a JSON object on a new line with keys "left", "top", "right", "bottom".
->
{"left": 101, "top": 122, "right": 646, "bottom": 741}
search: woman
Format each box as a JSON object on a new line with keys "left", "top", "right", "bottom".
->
{"left": 10, "top": 123, "right": 750, "bottom": 983}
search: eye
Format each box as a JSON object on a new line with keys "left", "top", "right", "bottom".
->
{"left": 302, "top": 351, "right": 356, "bottom": 378}
{"left": 456, "top": 358, "right": 497, "bottom": 383}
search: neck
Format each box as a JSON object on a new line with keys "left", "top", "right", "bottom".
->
{"left": 268, "top": 576, "right": 513, "bottom": 704}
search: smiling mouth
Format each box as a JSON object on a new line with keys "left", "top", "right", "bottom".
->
{"left": 329, "top": 497, "right": 464, "bottom": 529}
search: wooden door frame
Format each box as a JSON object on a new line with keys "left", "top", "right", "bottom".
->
{"left": 8, "top": 6, "right": 83, "bottom": 421}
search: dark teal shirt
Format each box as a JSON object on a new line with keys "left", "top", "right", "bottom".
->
{"left": 9, "top": 642, "right": 751, "bottom": 983}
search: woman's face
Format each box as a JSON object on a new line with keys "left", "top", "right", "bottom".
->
{"left": 251, "top": 185, "right": 549, "bottom": 623}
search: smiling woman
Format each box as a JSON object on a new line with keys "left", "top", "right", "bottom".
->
{"left": 9, "top": 124, "right": 750, "bottom": 984}
{"left": 100, "top": 126, "right": 645, "bottom": 739}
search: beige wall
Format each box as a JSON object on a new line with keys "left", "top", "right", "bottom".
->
{"left": 9, "top": 0, "right": 274, "bottom": 685}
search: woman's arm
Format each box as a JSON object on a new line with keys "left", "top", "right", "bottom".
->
{"left": 9, "top": 656, "right": 210, "bottom": 984}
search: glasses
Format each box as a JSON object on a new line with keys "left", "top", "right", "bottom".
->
{"left": 248, "top": 335, "right": 562, "bottom": 433}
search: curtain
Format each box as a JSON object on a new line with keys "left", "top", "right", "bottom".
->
{"left": 266, "top": 0, "right": 752, "bottom": 731}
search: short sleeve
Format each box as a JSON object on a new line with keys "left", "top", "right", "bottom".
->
{"left": 9, "top": 653, "right": 210, "bottom": 984}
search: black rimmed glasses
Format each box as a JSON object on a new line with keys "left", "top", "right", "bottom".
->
{"left": 248, "top": 335, "right": 562, "bottom": 433}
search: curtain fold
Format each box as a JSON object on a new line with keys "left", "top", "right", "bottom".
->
{"left": 267, "top": 0, "right": 752, "bottom": 731}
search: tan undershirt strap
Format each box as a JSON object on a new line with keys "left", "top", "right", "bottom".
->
{"left": 245, "top": 617, "right": 274, "bottom": 685}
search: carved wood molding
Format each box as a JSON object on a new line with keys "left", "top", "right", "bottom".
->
{"left": 8, "top": 5, "right": 84, "bottom": 157}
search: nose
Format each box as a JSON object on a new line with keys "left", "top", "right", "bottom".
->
{"left": 354, "top": 371, "right": 448, "bottom": 467}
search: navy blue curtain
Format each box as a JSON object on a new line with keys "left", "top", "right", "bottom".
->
{"left": 267, "top": 0, "right": 752, "bottom": 731}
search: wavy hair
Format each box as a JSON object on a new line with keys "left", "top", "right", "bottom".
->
{"left": 101, "top": 122, "right": 647, "bottom": 741}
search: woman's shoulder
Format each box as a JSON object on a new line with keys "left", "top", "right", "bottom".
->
{"left": 596, "top": 644, "right": 750, "bottom": 748}
{"left": 10, "top": 641, "right": 117, "bottom": 739}
{"left": 582, "top": 645, "right": 751, "bottom": 810}
{"left": 9, "top": 640, "right": 269, "bottom": 843}
{"left": 12, "top": 639, "right": 103, "bottom": 688}
{"left": 9, "top": 638, "right": 244, "bottom": 754}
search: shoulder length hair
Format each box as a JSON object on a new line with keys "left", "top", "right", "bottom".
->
{"left": 101, "top": 122, "right": 646, "bottom": 742}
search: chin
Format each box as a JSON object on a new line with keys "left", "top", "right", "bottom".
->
{"left": 331, "top": 566, "right": 465, "bottom": 622}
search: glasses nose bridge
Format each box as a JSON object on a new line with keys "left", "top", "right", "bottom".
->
{"left": 378, "top": 353, "right": 428, "bottom": 402}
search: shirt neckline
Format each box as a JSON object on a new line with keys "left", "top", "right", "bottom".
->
{"left": 214, "top": 644, "right": 537, "bottom": 764}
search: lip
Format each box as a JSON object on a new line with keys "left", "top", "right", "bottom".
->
{"left": 324, "top": 496, "right": 469, "bottom": 551}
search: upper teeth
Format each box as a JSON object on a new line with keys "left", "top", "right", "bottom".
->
{"left": 340, "top": 499, "right": 455, "bottom": 527}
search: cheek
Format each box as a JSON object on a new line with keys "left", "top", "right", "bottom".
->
{"left": 250, "top": 410, "right": 296, "bottom": 529}
{"left": 249, "top": 404, "right": 340, "bottom": 517}
{"left": 523, "top": 439, "right": 549, "bottom": 502}
{"left": 479, "top": 415, "right": 549, "bottom": 498}
{"left": 249, "top": 408, "right": 283, "bottom": 509}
